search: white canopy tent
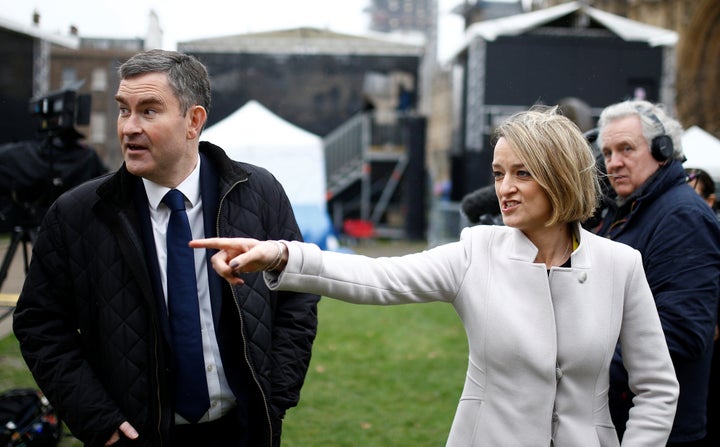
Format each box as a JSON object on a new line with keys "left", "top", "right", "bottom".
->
{"left": 682, "top": 126, "right": 720, "bottom": 183}
{"left": 202, "top": 100, "right": 337, "bottom": 249}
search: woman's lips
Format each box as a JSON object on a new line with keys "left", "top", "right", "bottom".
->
{"left": 502, "top": 200, "right": 519, "bottom": 212}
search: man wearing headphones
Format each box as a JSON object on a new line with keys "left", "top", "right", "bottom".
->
{"left": 595, "top": 100, "right": 720, "bottom": 446}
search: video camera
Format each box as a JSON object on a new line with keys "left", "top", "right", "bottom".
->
{"left": 29, "top": 89, "right": 91, "bottom": 135}
{"left": 0, "top": 89, "right": 107, "bottom": 291}
{"left": 0, "top": 89, "right": 106, "bottom": 233}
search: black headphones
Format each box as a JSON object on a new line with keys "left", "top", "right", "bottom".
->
{"left": 637, "top": 106, "right": 674, "bottom": 161}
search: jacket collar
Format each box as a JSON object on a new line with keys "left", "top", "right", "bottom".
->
{"left": 613, "top": 159, "right": 686, "bottom": 213}
{"left": 95, "top": 141, "right": 250, "bottom": 208}
{"left": 507, "top": 222, "right": 591, "bottom": 270}
{"left": 600, "top": 159, "right": 686, "bottom": 237}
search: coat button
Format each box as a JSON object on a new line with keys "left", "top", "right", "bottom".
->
{"left": 556, "top": 367, "right": 563, "bottom": 380}
{"left": 577, "top": 272, "right": 587, "bottom": 283}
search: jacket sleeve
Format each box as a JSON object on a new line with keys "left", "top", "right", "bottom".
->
{"left": 643, "top": 205, "right": 720, "bottom": 359}
{"left": 12, "top": 204, "right": 126, "bottom": 447}
{"left": 620, "top": 252, "right": 679, "bottom": 445}
{"left": 266, "top": 233, "right": 471, "bottom": 305}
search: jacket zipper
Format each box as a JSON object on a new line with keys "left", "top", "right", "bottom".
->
{"left": 217, "top": 179, "right": 274, "bottom": 447}
{"left": 153, "top": 327, "right": 165, "bottom": 446}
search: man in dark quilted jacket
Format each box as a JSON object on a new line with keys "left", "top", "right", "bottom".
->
{"left": 13, "top": 49, "right": 319, "bottom": 447}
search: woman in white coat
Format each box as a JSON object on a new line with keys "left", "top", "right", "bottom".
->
{"left": 191, "top": 107, "right": 679, "bottom": 446}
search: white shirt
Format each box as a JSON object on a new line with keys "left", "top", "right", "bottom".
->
{"left": 143, "top": 157, "right": 235, "bottom": 424}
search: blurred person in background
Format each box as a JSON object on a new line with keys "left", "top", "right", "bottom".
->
{"left": 686, "top": 167, "right": 717, "bottom": 212}
{"left": 595, "top": 100, "right": 720, "bottom": 446}
{"left": 685, "top": 166, "right": 720, "bottom": 447}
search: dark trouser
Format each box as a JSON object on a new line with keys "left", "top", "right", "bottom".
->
{"left": 608, "top": 383, "right": 631, "bottom": 440}
{"left": 170, "top": 409, "right": 248, "bottom": 447}
{"left": 700, "top": 339, "right": 720, "bottom": 446}
{"left": 610, "top": 383, "right": 712, "bottom": 446}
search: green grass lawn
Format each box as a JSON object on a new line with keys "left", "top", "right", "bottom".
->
{"left": 282, "top": 299, "right": 467, "bottom": 446}
{"left": 0, "top": 297, "right": 467, "bottom": 446}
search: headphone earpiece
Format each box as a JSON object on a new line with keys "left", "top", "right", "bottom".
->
{"left": 636, "top": 105, "right": 674, "bottom": 162}
{"left": 651, "top": 134, "right": 674, "bottom": 161}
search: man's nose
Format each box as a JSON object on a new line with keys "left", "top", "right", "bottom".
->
{"left": 605, "top": 153, "right": 622, "bottom": 171}
{"left": 120, "top": 114, "right": 141, "bottom": 135}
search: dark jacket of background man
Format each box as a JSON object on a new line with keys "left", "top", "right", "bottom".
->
{"left": 596, "top": 157, "right": 720, "bottom": 443}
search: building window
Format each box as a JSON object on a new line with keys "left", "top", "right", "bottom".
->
{"left": 91, "top": 68, "right": 107, "bottom": 91}
{"left": 61, "top": 68, "right": 77, "bottom": 89}
{"left": 90, "top": 112, "right": 106, "bottom": 144}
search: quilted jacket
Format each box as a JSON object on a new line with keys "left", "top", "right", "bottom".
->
{"left": 13, "top": 142, "right": 319, "bottom": 447}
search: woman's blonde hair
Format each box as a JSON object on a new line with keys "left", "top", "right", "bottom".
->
{"left": 494, "top": 106, "right": 600, "bottom": 226}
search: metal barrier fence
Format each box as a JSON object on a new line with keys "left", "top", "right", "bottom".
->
{"left": 428, "top": 200, "right": 470, "bottom": 248}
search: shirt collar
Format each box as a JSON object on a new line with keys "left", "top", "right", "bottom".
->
{"left": 143, "top": 157, "right": 202, "bottom": 210}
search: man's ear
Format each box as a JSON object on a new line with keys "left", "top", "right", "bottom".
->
{"left": 707, "top": 193, "right": 716, "bottom": 209}
{"left": 187, "top": 105, "right": 207, "bottom": 140}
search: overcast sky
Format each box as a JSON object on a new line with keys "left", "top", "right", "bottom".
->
{"left": 2, "top": 0, "right": 505, "bottom": 62}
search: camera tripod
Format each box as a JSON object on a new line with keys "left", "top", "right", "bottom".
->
{"left": 0, "top": 133, "right": 64, "bottom": 301}
{"left": 0, "top": 224, "right": 37, "bottom": 322}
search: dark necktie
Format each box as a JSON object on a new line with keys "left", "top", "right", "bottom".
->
{"left": 162, "top": 189, "right": 210, "bottom": 423}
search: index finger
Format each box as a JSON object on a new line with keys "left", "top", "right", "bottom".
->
{"left": 189, "top": 237, "right": 236, "bottom": 250}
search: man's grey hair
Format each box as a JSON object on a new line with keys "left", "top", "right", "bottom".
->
{"left": 597, "top": 100, "right": 684, "bottom": 161}
{"left": 118, "top": 49, "right": 211, "bottom": 116}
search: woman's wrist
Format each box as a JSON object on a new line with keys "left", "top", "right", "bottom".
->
{"left": 264, "top": 240, "right": 288, "bottom": 272}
